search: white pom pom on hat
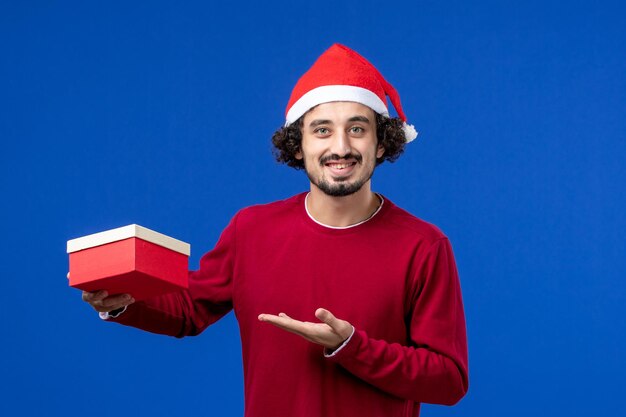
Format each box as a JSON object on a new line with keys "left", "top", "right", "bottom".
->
{"left": 285, "top": 43, "right": 418, "bottom": 143}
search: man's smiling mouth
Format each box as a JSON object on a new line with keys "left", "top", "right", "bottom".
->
{"left": 325, "top": 161, "right": 357, "bottom": 170}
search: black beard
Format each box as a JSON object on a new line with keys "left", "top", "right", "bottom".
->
{"left": 304, "top": 153, "right": 374, "bottom": 197}
{"left": 314, "top": 176, "right": 368, "bottom": 197}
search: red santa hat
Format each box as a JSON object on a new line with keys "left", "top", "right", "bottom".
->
{"left": 285, "top": 43, "right": 418, "bottom": 142}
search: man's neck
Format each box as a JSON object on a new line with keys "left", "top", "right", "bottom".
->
{"left": 306, "top": 183, "right": 381, "bottom": 228}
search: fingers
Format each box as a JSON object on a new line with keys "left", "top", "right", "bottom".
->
{"left": 315, "top": 308, "right": 337, "bottom": 327}
{"left": 82, "top": 290, "right": 108, "bottom": 302}
{"left": 82, "top": 290, "right": 135, "bottom": 313}
{"left": 258, "top": 312, "right": 303, "bottom": 332}
{"left": 315, "top": 308, "right": 352, "bottom": 341}
{"left": 259, "top": 313, "right": 322, "bottom": 341}
{"left": 258, "top": 309, "right": 352, "bottom": 350}
{"left": 257, "top": 312, "right": 288, "bottom": 323}
{"left": 95, "top": 293, "right": 135, "bottom": 312}
{"left": 259, "top": 310, "right": 337, "bottom": 333}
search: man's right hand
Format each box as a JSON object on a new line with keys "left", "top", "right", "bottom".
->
{"left": 68, "top": 272, "right": 135, "bottom": 313}
{"left": 82, "top": 290, "right": 135, "bottom": 313}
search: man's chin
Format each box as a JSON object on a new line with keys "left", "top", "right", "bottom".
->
{"left": 316, "top": 180, "right": 364, "bottom": 197}
{"left": 329, "top": 175, "right": 352, "bottom": 182}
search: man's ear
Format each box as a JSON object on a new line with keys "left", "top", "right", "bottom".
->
{"left": 376, "top": 144, "right": 385, "bottom": 159}
{"left": 295, "top": 149, "right": 303, "bottom": 160}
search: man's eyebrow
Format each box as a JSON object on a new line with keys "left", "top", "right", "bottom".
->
{"left": 348, "top": 115, "right": 371, "bottom": 123}
{"left": 308, "top": 116, "right": 371, "bottom": 128}
{"left": 308, "top": 119, "right": 333, "bottom": 128}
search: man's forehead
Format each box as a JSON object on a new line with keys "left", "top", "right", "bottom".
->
{"left": 303, "top": 101, "right": 375, "bottom": 124}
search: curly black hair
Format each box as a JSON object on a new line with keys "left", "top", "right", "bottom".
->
{"left": 271, "top": 112, "right": 407, "bottom": 170}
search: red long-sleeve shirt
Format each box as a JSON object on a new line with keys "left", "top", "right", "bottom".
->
{"left": 109, "top": 193, "right": 469, "bottom": 416}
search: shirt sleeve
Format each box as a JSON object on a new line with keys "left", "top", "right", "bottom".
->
{"left": 103, "top": 212, "right": 239, "bottom": 338}
{"left": 325, "top": 238, "right": 469, "bottom": 406}
{"left": 99, "top": 306, "right": 127, "bottom": 320}
{"left": 323, "top": 326, "right": 355, "bottom": 358}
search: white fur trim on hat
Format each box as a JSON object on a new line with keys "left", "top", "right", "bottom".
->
{"left": 285, "top": 85, "right": 389, "bottom": 126}
{"left": 402, "top": 122, "right": 418, "bottom": 142}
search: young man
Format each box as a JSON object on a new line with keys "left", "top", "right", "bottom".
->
{"left": 82, "top": 44, "right": 469, "bottom": 416}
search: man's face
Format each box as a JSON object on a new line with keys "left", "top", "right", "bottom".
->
{"left": 296, "top": 102, "right": 385, "bottom": 197}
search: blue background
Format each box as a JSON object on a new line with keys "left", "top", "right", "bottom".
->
{"left": 1, "top": 1, "right": 624, "bottom": 415}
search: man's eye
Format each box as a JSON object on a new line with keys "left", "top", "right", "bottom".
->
{"left": 315, "top": 128, "right": 329, "bottom": 135}
{"left": 350, "top": 126, "right": 364, "bottom": 133}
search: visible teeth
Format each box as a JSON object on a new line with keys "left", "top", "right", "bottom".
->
{"left": 329, "top": 163, "right": 351, "bottom": 169}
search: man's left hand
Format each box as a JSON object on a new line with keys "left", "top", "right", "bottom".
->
{"left": 258, "top": 308, "right": 353, "bottom": 351}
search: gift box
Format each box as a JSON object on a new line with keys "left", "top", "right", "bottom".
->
{"left": 67, "top": 224, "right": 190, "bottom": 301}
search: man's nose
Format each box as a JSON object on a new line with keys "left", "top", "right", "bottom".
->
{"left": 329, "top": 130, "right": 352, "bottom": 157}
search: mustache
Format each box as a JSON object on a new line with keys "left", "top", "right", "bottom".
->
{"left": 319, "top": 153, "right": 363, "bottom": 166}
